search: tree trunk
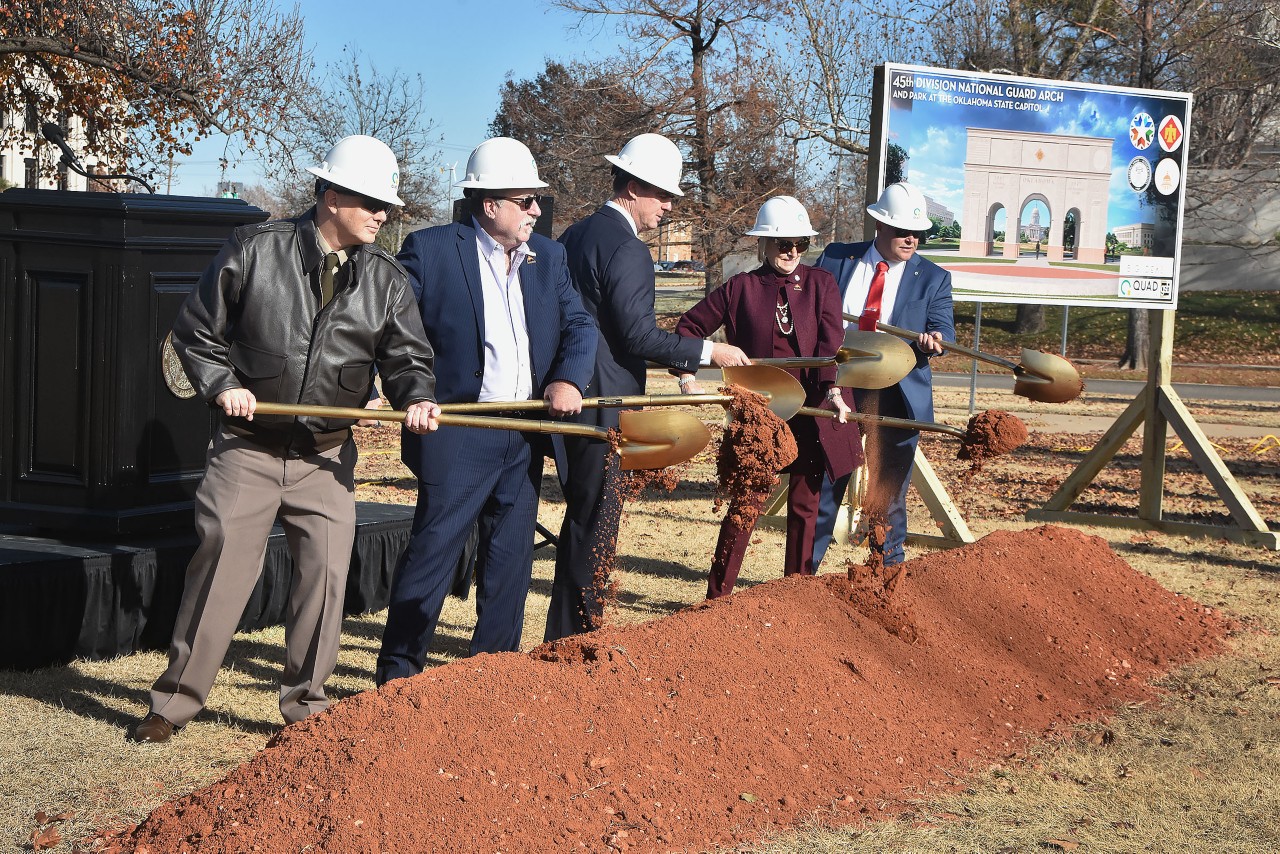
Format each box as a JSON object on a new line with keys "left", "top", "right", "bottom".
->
{"left": 1118, "top": 308, "right": 1149, "bottom": 370}
{"left": 1013, "top": 304, "right": 1045, "bottom": 334}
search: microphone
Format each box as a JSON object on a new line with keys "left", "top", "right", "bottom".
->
{"left": 42, "top": 122, "right": 79, "bottom": 168}
{"left": 38, "top": 120, "right": 155, "bottom": 194}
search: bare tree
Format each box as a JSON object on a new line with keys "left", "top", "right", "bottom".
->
{"left": 236, "top": 183, "right": 288, "bottom": 219}
{"left": 553, "top": 0, "right": 794, "bottom": 287}
{"left": 777, "top": 0, "right": 936, "bottom": 160}
{"left": 0, "top": 0, "right": 318, "bottom": 179}
{"left": 491, "top": 60, "right": 659, "bottom": 231}
{"left": 267, "top": 49, "right": 445, "bottom": 252}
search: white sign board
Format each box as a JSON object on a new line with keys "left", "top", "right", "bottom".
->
{"left": 873, "top": 64, "right": 1193, "bottom": 309}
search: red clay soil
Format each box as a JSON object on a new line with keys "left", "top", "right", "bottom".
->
{"left": 122, "top": 525, "right": 1227, "bottom": 854}
{"left": 959, "top": 409, "right": 1029, "bottom": 470}
{"left": 714, "top": 387, "right": 798, "bottom": 530}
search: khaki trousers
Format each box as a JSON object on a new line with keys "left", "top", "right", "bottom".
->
{"left": 150, "top": 430, "right": 357, "bottom": 726}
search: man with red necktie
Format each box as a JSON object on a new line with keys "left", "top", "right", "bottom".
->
{"left": 811, "top": 181, "right": 954, "bottom": 574}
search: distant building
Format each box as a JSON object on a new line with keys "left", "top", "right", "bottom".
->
{"left": 1112, "top": 222, "right": 1154, "bottom": 251}
{"left": 647, "top": 218, "right": 693, "bottom": 263}
{"left": 1024, "top": 207, "right": 1046, "bottom": 242}
{"left": 923, "top": 194, "right": 954, "bottom": 227}
{"left": 0, "top": 107, "right": 100, "bottom": 191}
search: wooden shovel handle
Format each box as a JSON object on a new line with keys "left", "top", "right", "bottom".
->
{"left": 251, "top": 401, "right": 609, "bottom": 441}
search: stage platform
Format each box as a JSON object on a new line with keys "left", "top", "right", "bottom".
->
{"left": 0, "top": 502, "right": 414, "bottom": 670}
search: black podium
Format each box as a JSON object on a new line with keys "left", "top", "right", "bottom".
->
{"left": 0, "top": 189, "right": 267, "bottom": 534}
{"left": 0, "top": 190, "right": 414, "bottom": 668}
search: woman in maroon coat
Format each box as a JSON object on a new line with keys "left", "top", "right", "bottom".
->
{"left": 676, "top": 196, "right": 863, "bottom": 598}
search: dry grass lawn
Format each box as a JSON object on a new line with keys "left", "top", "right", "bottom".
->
{"left": 2, "top": 378, "right": 1278, "bottom": 853}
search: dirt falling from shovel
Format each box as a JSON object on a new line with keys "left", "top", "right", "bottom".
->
{"left": 121, "top": 525, "right": 1230, "bottom": 854}
{"left": 959, "top": 409, "right": 1030, "bottom": 472}
{"left": 713, "top": 385, "right": 798, "bottom": 529}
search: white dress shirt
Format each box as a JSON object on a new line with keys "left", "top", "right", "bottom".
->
{"left": 474, "top": 218, "right": 533, "bottom": 402}
{"left": 840, "top": 243, "right": 908, "bottom": 328}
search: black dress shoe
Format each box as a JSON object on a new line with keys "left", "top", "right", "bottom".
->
{"left": 130, "top": 713, "right": 175, "bottom": 743}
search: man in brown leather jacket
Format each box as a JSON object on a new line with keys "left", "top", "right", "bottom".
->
{"left": 131, "top": 136, "right": 440, "bottom": 743}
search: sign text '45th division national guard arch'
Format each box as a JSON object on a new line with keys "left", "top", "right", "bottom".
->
{"left": 869, "top": 64, "right": 1193, "bottom": 311}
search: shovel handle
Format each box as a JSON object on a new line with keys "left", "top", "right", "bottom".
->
{"left": 251, "top": 401, "right": 610, "bottom": 441}
{"left": 439, "top": 393, "right": 734, "bottom": 413}
{"left": 796, "top": 405, "right": 967, "bottom": 439}
{"left": 842, "top": 312, "right": 1021, "bottom": 373}
{"left": 751, "top": 357, "right": 834, "bottom": 370}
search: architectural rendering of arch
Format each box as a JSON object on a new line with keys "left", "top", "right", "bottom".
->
{"left": 958, "top": 128, "right": 1113, "bottom": 263}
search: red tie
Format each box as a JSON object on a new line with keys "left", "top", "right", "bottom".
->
{"left": 859, "top": 260, "right": 889, "bottom": 331}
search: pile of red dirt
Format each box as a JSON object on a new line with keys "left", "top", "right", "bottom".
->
{"left": 125, "top": 526, "right": 1226, "bottom": 854}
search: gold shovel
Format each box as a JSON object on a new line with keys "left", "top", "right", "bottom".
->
{"left": 844, "top": 314, "right": 1084, "bottom": 403}
{"left": 749, "top": 329, "right": 916, "bottom": 389}
{"left": 251, "top": 402, "right": 710, "bottom": 470}
{"left": 441, "top": 364, "right": 807, "bottom": 420}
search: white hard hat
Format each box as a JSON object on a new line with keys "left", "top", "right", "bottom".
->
{"left": 455, "top": 137, "right": 548, "bottom": 190}
{"left": 866, "top": 181, "right": 932, "bottom": 231}
{"left": 744, "top": 196, "right": 818, "bottom": 238}
{"left": 605, "top": 133, "right": 685, "bottom": 197}
{"left": 306, "top": 135, "right": 404, "bottom": 206}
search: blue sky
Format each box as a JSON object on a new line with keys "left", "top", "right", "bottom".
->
{"left": 885, "top": 68, "right": 1190, "bottom": 235}
{"left": 167, "top": 0, "right": 622, "bottom": 195}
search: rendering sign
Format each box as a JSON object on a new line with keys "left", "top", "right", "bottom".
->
{"left": 871, "top": 64, "right": 1193, "bottom": 309}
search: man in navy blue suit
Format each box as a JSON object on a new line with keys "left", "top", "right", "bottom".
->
{"left": 376, "top": 138, "right": 596, "bottom": 683}
{"left": 811, "top": 181, "right": 954, "bottom": 577}
{"left": 546, "top": 133, "right": 750, "bottom": 641}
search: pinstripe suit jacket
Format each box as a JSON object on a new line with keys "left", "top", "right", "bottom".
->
{"left": 559, "top": 205, "right": 704, "bottom": 430}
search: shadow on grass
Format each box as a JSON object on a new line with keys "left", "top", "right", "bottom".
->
{"left": 0, "top": 631, "right": 331, "bottom": 737}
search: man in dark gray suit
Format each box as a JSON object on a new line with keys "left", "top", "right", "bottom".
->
{"left": 547, "top": 133, "right": 749, "bottom": 641}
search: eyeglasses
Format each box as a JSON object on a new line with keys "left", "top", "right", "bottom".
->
{"left": 892, "top": 227, "right": 928, "bottom": 241}
{"left": 336, "top": 189, "right": 394, "bottom": 215}
{"left": 494, "top": 194, "right": 542, "bottom": 211}
{"left": 774, "top": 238, "right": 811, "bottom": 253}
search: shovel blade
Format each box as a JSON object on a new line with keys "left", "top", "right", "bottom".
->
{"left": 1013, "top": 349, "right": 1084, "bottom": 403}
{"left": 618, "top": 410, "right": 711, "bottom": 470}
{"left": 834, "top": 330, "right": 916, "bottom": 389}
{"left": 720, "top": 365, "right": 806, "bottom": 419}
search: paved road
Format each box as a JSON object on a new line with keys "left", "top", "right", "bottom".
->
{"left": 934, "top": 372, "right": 1280, "bottom": 439}
{"left": 934, "top": 372, "right": 1280, "bottom": 404}
{"left": 677, "top": 366, "right": 1279, "bottom": 437}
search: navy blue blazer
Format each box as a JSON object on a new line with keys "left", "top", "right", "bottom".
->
{"left": 396, "top": 221, "right": 597, "bottom": 482}
{"left": 559, "top": 205, "right": 704, "bottom": 429}
{"left": 816, "top": 241, "right": 954, "bottom": 422}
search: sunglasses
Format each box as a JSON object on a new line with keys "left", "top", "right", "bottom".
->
{"left": 494, "top": 194, "right": 542, "bottom": 211}
{"left": 774, "top": 238, "right": 810, "bottom": 253}
{"left": 892, "top": 227, "right": 928, "bottom": 241}
{"left": 336, "top": 189, "right": 394, "bottom": 215}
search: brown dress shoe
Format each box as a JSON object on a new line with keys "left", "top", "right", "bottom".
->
{"left": 130, "top": 713, "right": 175, "bottom": 743}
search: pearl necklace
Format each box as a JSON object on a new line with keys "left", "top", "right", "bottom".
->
{"left": 775, "top": 296, "right": 793, "bottom": 335}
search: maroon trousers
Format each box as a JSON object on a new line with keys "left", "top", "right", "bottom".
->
{"left": 706, "top": 469, "right": 824, "bottom": 599}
